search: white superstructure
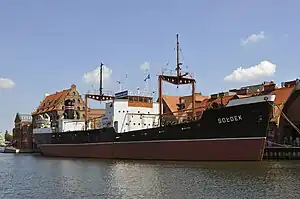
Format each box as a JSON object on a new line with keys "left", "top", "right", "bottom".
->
{"left": 98, "top": 90, "right": 160, "bottom": 133}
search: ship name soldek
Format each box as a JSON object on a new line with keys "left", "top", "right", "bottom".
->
{"left": 217, "top": 115, "right": 242, "bottom": 124}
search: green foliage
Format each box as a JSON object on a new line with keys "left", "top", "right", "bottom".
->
{"left": 0, "top": 133, "right": 5, "bottom": 145}
{"left": 4, "top": 130, "right": 13, "bottom": 142}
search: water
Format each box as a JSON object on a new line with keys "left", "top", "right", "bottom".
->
{"left": 1, "top": 154, "right": 300, "bottom": 199}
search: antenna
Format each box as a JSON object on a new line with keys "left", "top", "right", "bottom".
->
{"left": 117, "top": 80, "right": 123, "bottom": 91}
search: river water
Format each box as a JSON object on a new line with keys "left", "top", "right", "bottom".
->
{"left": 0, "top": 153, "right": 300, "bottom": 199}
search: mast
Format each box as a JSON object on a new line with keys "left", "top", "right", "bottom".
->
{"left": 176, "top": 34, "right": 181, "bottom": 79}
{"left": 158, "top": 34, "right": 196, "bottom": 126}
{"left": 84, "top": 62, "right": 114, "bottom": 130}
{"left": 99, "top": 62, "right": 103, "bottom": 95}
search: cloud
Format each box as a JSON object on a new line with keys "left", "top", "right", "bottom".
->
{"left": 240, "top": 31, "right": 265, "bottom": 46}
{"left": 83, "top": 65, "right": 112, "bottom": 85}
{"left": 140, "top": 61, "right": 150, "bottom": 72}
{"left": 224, "top": 61, "right": 276, "bottom": 82}
{"left": 0, "top": 77, "right": 15, "bottom": 89}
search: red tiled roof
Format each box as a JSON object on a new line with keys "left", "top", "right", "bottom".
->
{"left": 271, "top": 87, "right": 294, "bottom": 105}
{"left": 162, "top": 95, "right": 180, "bottom": 113}
{"left": 32, "top": 88, "right": 72, "bottom": 115}
{"left": 88, "top": 109, "right": 106, "bottom": 119}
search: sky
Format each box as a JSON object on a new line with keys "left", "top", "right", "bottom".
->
{"left": 0, "top": 0, "right": 299, "bottom": 132}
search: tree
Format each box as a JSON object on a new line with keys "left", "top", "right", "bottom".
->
{"left": 4, "top": 130, "right": 13, "bottom": 142}
{"left": 0, "top": 133, "right": 5, "bottom": 146}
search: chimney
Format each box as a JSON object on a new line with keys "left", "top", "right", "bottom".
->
{"left": 236, "top": 88, "right": 249, "bottom": 95}
{"left": 71, "top": 84, "right": 76, "bottom": 89}
{"left": 219, "top": 92, "right": 225, "bottom": 98}
{"left": 284, "top": 80, "right": 298, "bottom": 88}
{"left": 210, "top": 94, "right": 219, "bottom": 99}
{"left": 263, "top": 83, "right": 276, "bottom": 92}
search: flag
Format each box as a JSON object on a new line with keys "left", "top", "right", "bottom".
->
{"left": 144, "top": 74, "right": 150, "bottom": 81}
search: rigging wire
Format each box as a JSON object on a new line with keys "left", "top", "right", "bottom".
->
{"left": 266, "top": 100, "right": 300, "bottom": 148}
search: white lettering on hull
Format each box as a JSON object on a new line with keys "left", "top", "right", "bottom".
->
{"left": 217, "top": 115, "right": 242, "bottom": 124}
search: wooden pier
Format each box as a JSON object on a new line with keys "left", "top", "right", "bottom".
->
{"left": 264, "top": 147, "right": 300, "bottom": 160}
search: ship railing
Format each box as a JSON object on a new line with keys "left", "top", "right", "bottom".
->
{"left": 87, "top": 89, "right": 114, "bottom": 96}
{"left": 161, "top": 107, "right": 205, "bottom": 126}
{"left": 126, "top": 90, "right": 155, "bottom": 98}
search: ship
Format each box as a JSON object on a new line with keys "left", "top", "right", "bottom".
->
{"left": 32, "top": 34, "right": 275, "bottom": 161}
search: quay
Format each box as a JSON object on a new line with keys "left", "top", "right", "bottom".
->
{"left": 264, "top": 147, "right": 300, "bottom": 160}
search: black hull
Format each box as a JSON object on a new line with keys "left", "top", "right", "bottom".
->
{"left": 33, "top": 101, "right": 273, "bottom": 146}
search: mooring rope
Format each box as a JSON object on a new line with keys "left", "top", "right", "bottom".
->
{"left": 266, "top": 140, "right": 291, "bottom": 148}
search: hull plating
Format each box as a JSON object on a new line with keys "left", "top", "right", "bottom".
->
{"left": 39, "top": 137, "right": 266, "bottom": 161}
{"left": 33, "top": 101, "right": 273, "bottom": 161}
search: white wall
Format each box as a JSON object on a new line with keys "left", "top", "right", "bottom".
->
{"left": 99, "top": 99, "right": 160, "bottom": 133}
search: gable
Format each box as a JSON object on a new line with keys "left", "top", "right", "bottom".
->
{"left": 14, "top": 113, "right": 21, "bottom": 123}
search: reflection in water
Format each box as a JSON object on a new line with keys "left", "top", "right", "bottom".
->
{"left": 1, "top": 154, "right": 300, "bottom": 199}
{"left": 109, "top": 161, "right": 163, "bottom": 198}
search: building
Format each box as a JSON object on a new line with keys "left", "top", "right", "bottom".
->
{"left": 88, "top": 108, "right": 106, "bottom": 129}
{"left": 161, "top": 79, "right": 300, "bottom": 145}
{"left": 31, "top": 84, "right": 86, "bottom": 131}
{"left": 12, "top": 113, "right": 33, "bottom": 149}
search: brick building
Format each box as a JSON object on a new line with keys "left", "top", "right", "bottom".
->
{"left": 88, "top": 109, "right": 106, "bottom": 129}
{"left": 31, "top": 84, "right": 87, "bottom": 131}
{"left": 12, "top": 113, "right": 33, "bottom": 149}
{"left": 31, "top": 84, "right": 106, "bottom": 132}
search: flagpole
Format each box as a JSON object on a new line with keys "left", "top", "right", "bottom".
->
{"left": 144, "top": 70, "right": 150, "bottom": 96}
